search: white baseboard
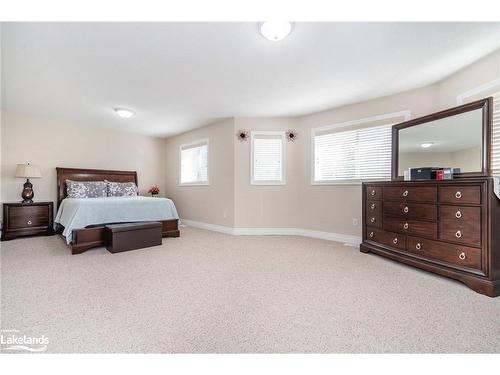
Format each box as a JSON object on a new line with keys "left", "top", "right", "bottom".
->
{"left": 180, "top": 219, "right": 362, "bottom": 246}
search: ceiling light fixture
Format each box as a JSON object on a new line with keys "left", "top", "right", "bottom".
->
{"left": 259, "top": 21, "right": 293, "bottom": 42}
{"left": 420, "top": 142, "right": 434, "bottom": 148}
{"left": 114, "top": 108, "right": 135, "bottom": 118}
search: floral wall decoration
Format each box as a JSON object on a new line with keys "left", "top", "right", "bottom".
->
{"left": 237, "top": 129, "right": 249, "bottom": 142}
{"left": 286, "top": 129, "right": 298, "bottom": 142}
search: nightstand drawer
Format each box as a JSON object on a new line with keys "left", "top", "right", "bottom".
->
{"left": 9, "top": 206, "right": 49, "bottom": 229}
{"left": 2, "top": 202, "right": 55, "bottom": 241}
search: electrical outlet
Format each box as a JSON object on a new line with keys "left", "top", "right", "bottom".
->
{"left": 352, "top": 218, "right": 359, "bottom": 226}
{"left": 223, "top": 211, "right": 227, "bottom": 218}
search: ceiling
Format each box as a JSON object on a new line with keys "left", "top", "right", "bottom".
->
{"left": 2, "top": 22, "right": 499, "bottom": 137}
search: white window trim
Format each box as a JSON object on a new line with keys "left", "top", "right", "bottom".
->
{"left": 310, "top": 110, "right": 411, "bottom": 185}
{"left": 250, "top": 131, "right": 286, "bottom": 186}
{"left": 456, "top": 79, "right": 500, "bottom": 104}
{"left": 178, "top": 138, "right": 209, "bottom": 186}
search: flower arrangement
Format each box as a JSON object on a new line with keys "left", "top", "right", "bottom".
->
{"left": 286, "top": 129, "right": 298, "bottom": 142}
{"left": 148, "top": 185, "right": 160, "bottom": 196}
{"left": 237, "top": 129, "right": 249, "bottom": 142}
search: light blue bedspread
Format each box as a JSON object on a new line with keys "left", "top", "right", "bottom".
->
{"left": 55, "top": 196, "right": 179, "bottom": 244}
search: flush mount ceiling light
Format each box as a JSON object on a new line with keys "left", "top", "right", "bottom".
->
{"left": 259, "top": 21, "right": 293, "bottom": 42}
{"left": 114, "top": 108, "right": 135, "bottom": 118}
{"left": 420, "top": 142, "right": 435, "bottom": 148}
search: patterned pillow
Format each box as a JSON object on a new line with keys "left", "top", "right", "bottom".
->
{"left": 66, "top": 180, "right": 107, "bottom": 198}
{"left": 106, "top": 181, "right": 138, "bottom": 197}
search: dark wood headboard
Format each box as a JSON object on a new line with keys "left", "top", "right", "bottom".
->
{"left": 56, "top": 167, "right": 138, "bottom": 208}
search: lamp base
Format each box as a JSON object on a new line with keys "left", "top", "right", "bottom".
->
{"left": 21, "top": 179, "right": 34, "bottom": 204}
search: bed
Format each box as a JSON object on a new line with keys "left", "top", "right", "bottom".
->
{"left": 55, "top": 167, "right": 180, "bottom": 254}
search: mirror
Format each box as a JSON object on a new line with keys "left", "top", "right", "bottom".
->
{"left": 393, "top": 98, "right": 491, "bottom": 179}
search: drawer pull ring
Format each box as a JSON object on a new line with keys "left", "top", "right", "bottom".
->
{"left": 392, "top": 238, "right": 398, "bottom": 244}
{"left": 369, "top": 232, "right": 374, "bottom": 238}
{"left": 403, "top": 222, "right": 409, "bottom": 230}
{"left": 27, "top": 220, "right": 32, "bottom": 225}
{"left": 370, "top": 203, "right": 376, "bottom": 210}
{"left": 370, "top": 217, "right": 376, "bottom": 223}
{"left": 455, "top": 191, "right": 462, "bottom": 199}
{"left": 370, "top": 190, "right": 376, "bottom": 196}
{"left": 455, "top": 230, "right": 462, "bottom": 238}
{"left": 402, "top": 190, "right": 408, "bottom": 197}
{"left": 403, "top": 206, "right": 409, "bottom": 213}
{"left": 455, "top": 211, "right": 462, "bottom": 219}
{"left": 459, "top": 252, "right": 466, "bottom": 260}
{"left": 415, "top": 243, "right": 421, "bottom": 250}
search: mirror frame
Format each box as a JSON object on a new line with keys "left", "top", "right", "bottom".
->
{"left": 392, "top": 97, "right": 492, "bottom": 180}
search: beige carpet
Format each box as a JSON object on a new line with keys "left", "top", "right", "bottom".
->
{"left": 1, "top": 227, "right": 499, "bottom": 353}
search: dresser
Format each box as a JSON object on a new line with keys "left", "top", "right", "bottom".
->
{"left": 360, "top": 178, "right": 500, "bottom": 297}
{"left": 1, "top": 202, "right": 55, "bottom": 241}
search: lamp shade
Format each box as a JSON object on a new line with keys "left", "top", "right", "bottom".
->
{"left": 15, "top": 164, "right": 42, "bottom": 178}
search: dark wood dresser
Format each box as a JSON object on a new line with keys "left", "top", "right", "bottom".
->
{"left": 360, "top": 178, "right": 500, "bottom": 297}
{"left": 1, "top": 201, "right": 55, "bottom": 241}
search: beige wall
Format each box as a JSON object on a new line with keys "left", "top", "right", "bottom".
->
{"left": 0, "top": 112, "right": 166, "bottom": 218}
{"left": 164, "top": 118, "right": 235, "bottom": 227}
{"left": 164, "top": 50, "right": 499, "bottom": 238}
{"left": 233, "top": 117, "right": 300, "bottom": 228}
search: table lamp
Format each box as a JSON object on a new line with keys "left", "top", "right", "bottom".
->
{"left": 15, "top": 163, "right": 42, "bottom": 204}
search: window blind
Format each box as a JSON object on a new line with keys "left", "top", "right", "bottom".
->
{"left": 252, "top": 132, "right": 284, "bottom": 183}
{"left": 180, "top": 140, "right": 208, "bottom": 184}
{"left": 313, "top": 124, "right": 393, "bottom": 182}
{"left": 491, "top": 91, "right": 500, "bottom": 176}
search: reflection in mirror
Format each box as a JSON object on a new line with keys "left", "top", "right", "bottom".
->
{"left": 398, "top": 108, "right": 483, "bottom": 176}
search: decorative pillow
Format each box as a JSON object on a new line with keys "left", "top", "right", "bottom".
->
{"left": 106, "top": 181, "right": 138, "bottom": 197}
{"left": 66, "top": 180, "right": 107, "bottom": 198}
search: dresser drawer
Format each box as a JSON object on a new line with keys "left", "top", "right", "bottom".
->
{"left": 439, "top": 219, "right": 481, "bottom": 247}
{"left": 383, "top": 217, "right": 437, "bottom": 239}
{"left": 439, "top": 205, "right": 480, "bottom": 222}
{"left": 366, "top": 228, "right": 406, "bottom": 251}
{"left": 383, "top": 202, "right": 437, "bottom": 221}
{"left": 383, "top": 186, "right": 437, "bottom": 203}
{"left": 366, "top": 185, "right": 382, "bottom": 200}
{"left": 439, "top": 185, "right": 481, "bottom": 205}
{"left": 407, "top": 236, "right": 481, "bottom": 270}
{"left": 9, "top": 206, "right": 49, "bottom": 229}
{"left": 365, "top": 200, "right": 382, "bottom": 228}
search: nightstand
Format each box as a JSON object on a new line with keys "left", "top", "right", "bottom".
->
{"left": 1, "top": 202, "right": 55, "bottom": 241}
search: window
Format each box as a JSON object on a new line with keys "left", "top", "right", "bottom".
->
{"left": 251, "top": 131, "right": 285, "bottom": 185}
{"left": 492, "top": 91, "right": 500, "bottom": 175}
{"left": 312, "top": 112, "right": 409, "bottom": 184}
{"left": 457, "top": 81, "right": 500, "bottom": 176}
{"left": 180, "top": 139, "right": 209, "bottom": 185}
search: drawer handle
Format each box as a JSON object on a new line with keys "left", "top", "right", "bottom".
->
{"left": 370, "top": 203, "right": 376, "bottom": 210}
{"left": 402, "top": 190, "right": 409, "bottom": 197}
{"left": 369, "top": 232, "right": 374, "bottom": 238}
{"left": 455, "top": 191, "right": 462, "bottom": 199}
{"left": 455, "top": 210, "right": 462, "bottom": 219}
{"left": 370, "top": 190, "right": 376, "bottom": 196}
{"left": 415, "top": 243, "right": 421, "bottom": 250}
{"left": 455, "top": 230, "right": 462, "bottom": 239}
{"left": 403, "top": 222, "right": 409, "bottom": 230}
{"left": 370, "top": 217, "right": 376, "bottom": 223}
{"left": 392, "top": 238, "right": 398, "bottom": 245}
{"left": 403, "top": 206, "right": 409, "bottom": 213}
{"left": 27, "top": 220, "right": 32, "bottom": 225}
{"left": 459, "top": 252, "right": 466, "bottom": 260}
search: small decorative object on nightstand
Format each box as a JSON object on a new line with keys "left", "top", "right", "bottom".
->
{"left": 148, "top": 185, "right": 160, "bottom": 197}
{"left": 15, "top": 163, "right": 42, "bottom": 204}
{"left": 1, "top": 202, "right": 55, "bottom": 241}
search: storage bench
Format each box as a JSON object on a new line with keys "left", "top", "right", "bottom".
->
{"left": 105, "top": 222, "right": 162, "bottom": 253}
